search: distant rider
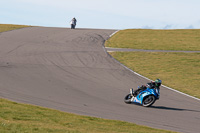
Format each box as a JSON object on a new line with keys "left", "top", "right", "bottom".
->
{"left": 70, "top": 17, "right": 77, "bottom": 29}
{"left": 132, "top": 79, "right": 162, "bottom": 97}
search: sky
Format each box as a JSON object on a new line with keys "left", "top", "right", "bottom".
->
{"left": 1, "top": 0, "right": 200, "bottom": 29}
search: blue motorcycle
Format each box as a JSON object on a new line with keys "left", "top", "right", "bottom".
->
{"left": 124, "top": 86, "right": 160, "bottom": 107}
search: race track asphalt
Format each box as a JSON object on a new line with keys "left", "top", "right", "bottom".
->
{"left": 0, "top": 27, "right": 200, "bottom": 133}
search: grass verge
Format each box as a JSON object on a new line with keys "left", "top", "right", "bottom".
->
{"left": 109, "top": 52, "right": 200, "bottom": 98}
{"left": 106, "top": 29, "right": 200, "bottom": 51}
{"left": 0, "top": 24, "right": 30, "bottom": 33}
{"left": 106, "top": 29, "right": 200, "bottom": 99}
{"left": 0, "top": 98, "right": 176, "bottom": 133}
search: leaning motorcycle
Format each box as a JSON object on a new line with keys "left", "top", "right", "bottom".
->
{"left": 124, "top": 86, "right": 160, "bottom": 107}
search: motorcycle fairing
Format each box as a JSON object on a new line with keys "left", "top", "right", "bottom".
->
{"left": 133, "top": 88, "right": 159, "bottom": 104}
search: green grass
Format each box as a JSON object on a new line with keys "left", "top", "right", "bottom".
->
{"left": 0, "top": 24, "right": 176, "bottom": 133}
{"left": 106, "top": 29, "right": 200, "bottom": 99}
{"left": 106, "top": 29, "right": 200, "bottom": 51}
{"left": 109, "top": 52, "right": 200, "bottom": 98}
{"left": 0, "top": 98, "right": 176, "bottom": 133}
{"left": 0, "top": 24, "right": 30, "bottom": 33}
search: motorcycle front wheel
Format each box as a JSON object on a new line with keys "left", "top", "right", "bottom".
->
{"left": 142, "top": 95, "right": 156, "bottom": 107}
{"left": 124, "top": 94, "right": 132, "bottom": 104}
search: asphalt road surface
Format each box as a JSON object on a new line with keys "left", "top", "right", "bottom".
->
{"left": 0, "top": 27, "right": 200, "bottom": 133}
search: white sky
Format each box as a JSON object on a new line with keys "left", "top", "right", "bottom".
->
{"left": 1, "top": 0, "right": 200, "bottom": 29}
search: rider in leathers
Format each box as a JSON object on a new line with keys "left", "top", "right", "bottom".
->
{"left": 132, "top": 79, "right": 162, "bottom": 97}
{"left": 70, "top": 17, "right": 77, "bottom": 29}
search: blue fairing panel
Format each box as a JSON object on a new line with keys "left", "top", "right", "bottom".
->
{"left": 135, "top": 88, "right": 159, "bottom": 104}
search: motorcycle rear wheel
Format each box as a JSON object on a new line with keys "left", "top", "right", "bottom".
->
{"left": 142, "top": 95, "right": 156, "bottom": 107}
{"left": 124, "top": 94, "right": 132, "bottom": 104}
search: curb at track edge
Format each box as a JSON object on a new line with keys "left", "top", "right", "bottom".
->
{"left": 104, "top": 30, "right": 200, "bottom": 101}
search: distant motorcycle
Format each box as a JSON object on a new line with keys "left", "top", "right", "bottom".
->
{"left": 124, "top": 86, "right": 160, "bottom": 107}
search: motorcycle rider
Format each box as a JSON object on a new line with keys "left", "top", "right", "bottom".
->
{"left": 70, "top": 17, "right": 77, "bottom": 29}
{"left": 132, "top": 79, "right": 162, "bottom": 97}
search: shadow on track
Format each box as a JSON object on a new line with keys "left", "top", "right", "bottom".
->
{"left": 150, "top": 106, "right": 200, "bottom": 113}
{"left": 126, "top": 103, "right": 200, "bottom": 112}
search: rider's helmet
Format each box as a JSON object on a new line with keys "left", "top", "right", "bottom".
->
{"left": 155, "top": 79, "right": 162, "bottom": 87}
